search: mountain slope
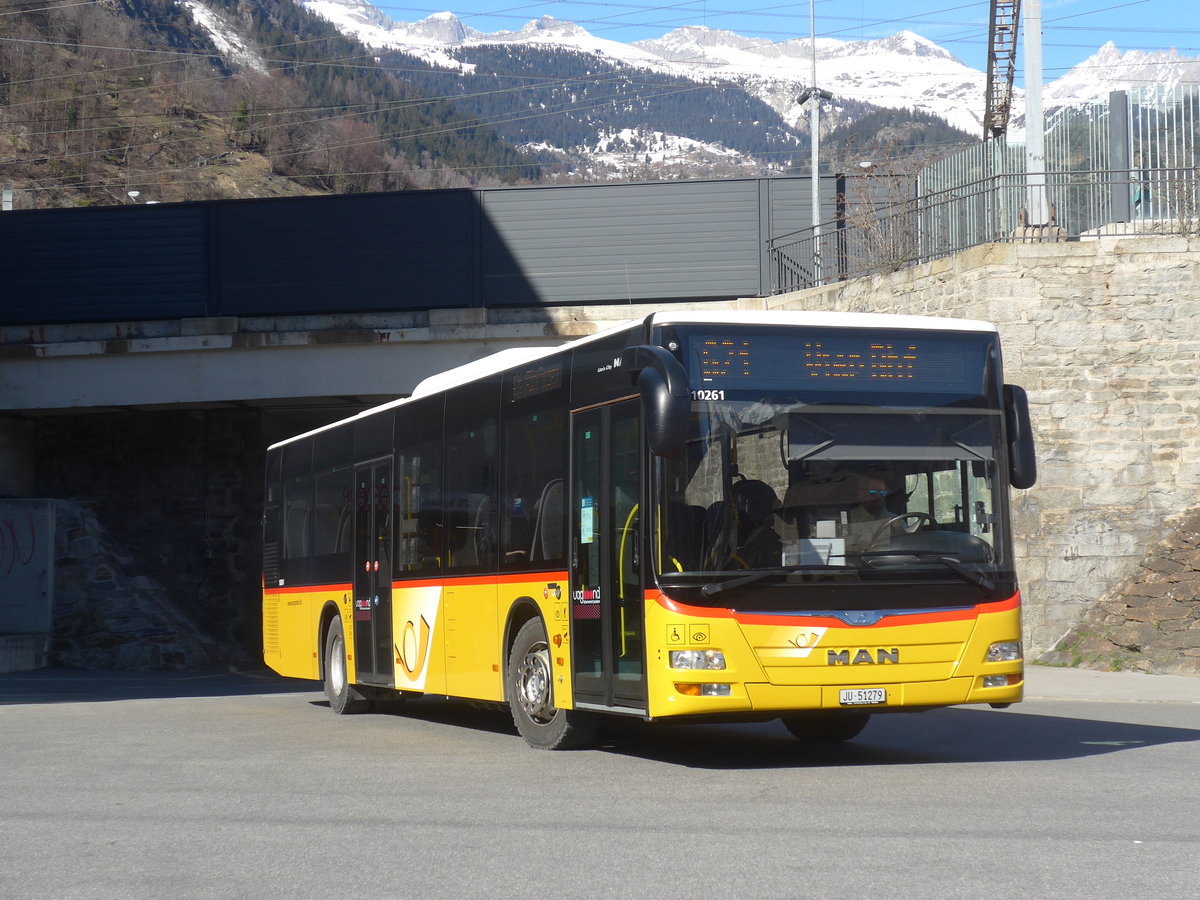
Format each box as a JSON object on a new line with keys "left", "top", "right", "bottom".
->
{"left": 382, "top": 42, "right": 805, "bottom": 179}
{"left": 301, "top": 7, "right": 995, "bottom": 136}
{"left": 0, "top": 0, "right": 542, "bottom": 208}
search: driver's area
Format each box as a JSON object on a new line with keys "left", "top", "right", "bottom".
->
{"left": 658, "top": 415, "right": 1002, "bottom": 581}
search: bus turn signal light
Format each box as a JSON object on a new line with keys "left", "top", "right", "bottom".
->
{"left": 675, "top": 683, "right": 732, "bottom": 697}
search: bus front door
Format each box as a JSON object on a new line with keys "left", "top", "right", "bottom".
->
{"left": 570, "top": 400, "right": 646, "bottom": 712}
{"left": 353, "top": 458, "right": 394, "bottom": 686}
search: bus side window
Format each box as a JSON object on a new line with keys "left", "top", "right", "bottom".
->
{"left": 444, "top": 381, "right": 500, "bottom": 573}
{"left": 281, "top": 439, "right": 313, "bottom": 585}
{"left": 311, "top": 464, "right": 353, "bottom": 584}
{"left": 395, "top": 397, "right": 443, "bottom": 576}
{"left": 263, "top": 450, "right": 283, "bottom": 586}
{"left": 501, "top": 406, "right": 565, "bottom": 569}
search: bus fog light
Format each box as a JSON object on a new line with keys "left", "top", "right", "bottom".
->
{"left": 674, "top": 683, "right": 732, "bottom": 697}
{"left": 983, "top": 675, "right": 1010, "bottom": 688}
{"left": 986, "top": 641, "right": 1022, "bottom": 662}
{"left": 670, "top": 649, "right": 726, "bottom": 670}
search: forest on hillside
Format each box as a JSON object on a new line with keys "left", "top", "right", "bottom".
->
{"left": 804, "top": 104, "right": 978, "bottom": 173}
{"left": 0, "top": 0, "right": 539, "bottom": 208}
{"left": 387, "top": 44, "right": 805, "bottom": 165}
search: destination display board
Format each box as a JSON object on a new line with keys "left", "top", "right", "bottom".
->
{"left": 687, "top": 330, "right": 992, "bottom": 397}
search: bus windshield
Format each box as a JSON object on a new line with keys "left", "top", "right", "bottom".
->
{"left": 655, "top": 326, "right": 1011, "bottom": 605}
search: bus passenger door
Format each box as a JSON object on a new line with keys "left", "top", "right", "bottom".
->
{"left": 353, "top": 458, "right": 394, "bottom": 685}
{"left": 570, "top": 400, "right": 646, "bottom": 711}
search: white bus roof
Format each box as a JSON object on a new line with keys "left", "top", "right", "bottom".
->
{"left": 268, "top": 310, "right": 997, "bottom": 450}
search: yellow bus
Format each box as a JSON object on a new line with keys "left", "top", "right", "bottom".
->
{"left": 262, "top": 310, "right": 1036, "bottom": 749}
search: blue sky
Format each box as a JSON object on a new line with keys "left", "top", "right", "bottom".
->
{"left": 367, "top": 1, "right": 1196, "bottom": 85}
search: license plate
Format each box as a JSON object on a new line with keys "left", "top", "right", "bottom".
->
{"left": 839, "top": 688, "right": 886, "bottom": 706}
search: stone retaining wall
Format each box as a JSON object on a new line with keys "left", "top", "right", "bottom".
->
{"left": 51, "top": 499, "right": 218, "bottom": 669}
{"left": 1041, "top": 509, "right": 1200, "bottom": 674}
{"left": 35, "top": 410, "right": 265, "bottom": 668}
{"left": 766, "top": 236, "right": 1200, "bottom": 663}
{"left": 13, "top": 236, "right": 1200, "bottom": 671}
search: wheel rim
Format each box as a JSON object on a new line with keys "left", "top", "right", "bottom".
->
{"left": 329, "top": 632, "right": 347, "bottom": 695}
{"left": 516, "top": 642, "right": 554, "bottom": 725}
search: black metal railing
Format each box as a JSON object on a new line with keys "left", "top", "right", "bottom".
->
{"left": 768, "top": 167, "right": 1200, "bottom": 294}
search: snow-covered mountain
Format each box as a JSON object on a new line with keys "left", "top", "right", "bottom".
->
{"left": 632, "top": 27, "right": 990, "bottom": 135}
{"left": 283, "top": 4, "right": 1200, "bottom": 179}
{"left": 1043, "top": 41, "right": 1200, "bottom": 109}
{"left": 300, "top": 6, "right": 991, "bottom": 134}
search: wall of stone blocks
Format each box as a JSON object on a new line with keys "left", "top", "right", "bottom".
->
{"left": 764, "top": 236, "right": 1200, "bottom": 654}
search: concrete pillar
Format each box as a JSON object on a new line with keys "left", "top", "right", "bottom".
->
{"left": 0, "top": 417, "right": 34, "bottom": 497}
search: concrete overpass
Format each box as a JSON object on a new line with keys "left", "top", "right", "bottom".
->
{"left": 1, "top": 300, "right": 763, "bottom": 413}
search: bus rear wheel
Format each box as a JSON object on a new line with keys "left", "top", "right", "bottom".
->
{"left": 781, "top": 711, "right": 870, "bottom": 743}
{"left": 507, "top": 619, "right": 598, "bottom": 750}
{"left": 324, "top": 617, "right": 368, "bottom": 715}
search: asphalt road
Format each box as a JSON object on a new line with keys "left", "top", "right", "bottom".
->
{"left": 2, "top": 666, "right": 1198, "bottom": 899}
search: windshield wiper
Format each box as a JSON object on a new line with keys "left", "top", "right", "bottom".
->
{"left": 701, "top": 569, "right": 785, "bottom": 597}
{"left": 698, "top": 567, "right": 850, "bottom": 597}
{"left": 859, "top": 550, "right": 995, "bottom": 593}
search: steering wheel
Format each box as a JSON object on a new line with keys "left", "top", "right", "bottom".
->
{"left": 867, "top": 512, "right": 934, "bottom": 548}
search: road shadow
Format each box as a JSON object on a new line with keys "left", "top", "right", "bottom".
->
{"left": 310, "top": 694, "right": 520, "bottom": 738}
{"left": 0, "top": 666, "right": 317, "bottom": 705}
{"left": 8, "top": 670, "right": 1198, "bottom": 773}
{"left": 305, "top": 693, "right": 1200, "bottom": 770}
{"left": 589, "top": 705, "right": 1200, "bottom": 769}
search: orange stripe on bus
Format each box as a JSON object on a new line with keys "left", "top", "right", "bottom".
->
{"left": 265, "top": 571, "right": 569, "bottom": 594}
{"left": 648, "top": 589, "right": 1020, "bottom": 627}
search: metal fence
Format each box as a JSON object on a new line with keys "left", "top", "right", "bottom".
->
{"left": 769, "top": 165, "right": 1200, "bottom": 294}
{"left": 770, "top": 86, "right": 1200, "bottom": 295}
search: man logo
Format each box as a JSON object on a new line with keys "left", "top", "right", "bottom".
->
{"left": 827, "top": 648, "right": 900, "bottom": 665}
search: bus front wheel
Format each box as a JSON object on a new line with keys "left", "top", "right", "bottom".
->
{"left": 507, "top": 619, "right": 598, "bottom": 750}
{"left": 324, "top": 617, "right": 368, "bottom": 715}
{"left": 781, "top": 711, "right": 870, "bottom": 743}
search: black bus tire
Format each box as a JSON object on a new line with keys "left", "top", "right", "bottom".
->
{"left": 324, "top": 617, "right": 368, "bottom": 715}
{"left": 781, "top": 711, "right": 870, "bottom": 743}
{"left": 507, "top": 618, "right": 598, "bottom": 750}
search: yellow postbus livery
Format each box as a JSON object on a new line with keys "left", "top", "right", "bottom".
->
{"left": 263, "top": 310, "right": 1036, "bottom": 748}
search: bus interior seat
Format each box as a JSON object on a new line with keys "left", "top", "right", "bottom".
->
{"left": 336, "top": 503, "right": 353, "bottom": 554}
{"left": 473, "top": 495, "right": 496, "bottom": 566}
{"left": 285, "top": 501, "right": 312, "bottom": 558}
{"left": 529, "top": 478, "right": 564, "bottom": 562}
{"left": 665, "top": 502, "right": 705, "bottom": 571}
{"left": 502, "top": 502, "right": 532, "bottom": 563}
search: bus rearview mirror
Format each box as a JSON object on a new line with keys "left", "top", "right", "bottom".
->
{"left": 1003, "top": 384, "right": 1037, "bottom": 489}
{"left": 622, "top": 345, "right": 689, "bottom": 457}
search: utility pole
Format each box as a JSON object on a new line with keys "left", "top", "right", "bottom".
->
{"left": 800, "top": 0, "right": 832, "bottom": 281}
{"left": 809, "top": 0, "right": 819, "bottom": 235}
{"left": 1023, "top": 0, "right": 1049, "bottom": 225}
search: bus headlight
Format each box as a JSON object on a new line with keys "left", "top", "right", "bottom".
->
{"left": 670, "top": 649, "right": 726, "bottom": 670}
{"left": 987, "top": 641, "right": 1022, "bottom": 662}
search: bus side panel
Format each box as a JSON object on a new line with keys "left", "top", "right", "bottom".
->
{"left": 391, "top": 582, "right": 447, "bottom": 695}
{"left": 505, "top": 575, "right": 576, "bottom": 711}
{"left": 263, "top": 587, "right": 338, "bottom": 682}
{"left": 445, "top": 581, "right": 501, "bottom": 701}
